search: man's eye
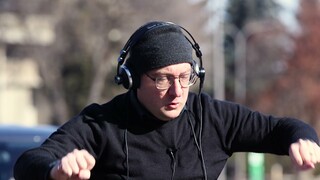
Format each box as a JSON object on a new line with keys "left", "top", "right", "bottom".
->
{"left": 180, "top": 74, "right": 191, "bottom": 79}
{"left": 157, "top": 77, "right": 168, "bottom": 81}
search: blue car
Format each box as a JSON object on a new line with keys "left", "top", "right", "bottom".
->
{"left": 0, "top": 125, "right": 57, "bottom": 180}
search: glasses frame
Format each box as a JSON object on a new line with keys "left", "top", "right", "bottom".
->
{"left": 145, "top": 70, "right": 198, "bottom": 90}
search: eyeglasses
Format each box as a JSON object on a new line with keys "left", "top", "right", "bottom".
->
{"left": 145, "top": 71, "right": 198, "bottom": 90}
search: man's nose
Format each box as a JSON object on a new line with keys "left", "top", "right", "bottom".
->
{"left": 168, "top": 78, "right": 183, "bottom": 96}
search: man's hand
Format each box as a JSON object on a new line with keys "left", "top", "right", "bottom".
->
{"left": 50, "top": 149, "right": 96, "bottom": 180}
{"left": 289, "top": 139, "right": 320, "bottom": 170}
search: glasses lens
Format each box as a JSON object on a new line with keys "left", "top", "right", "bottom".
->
{"left": 179, "top": 74, "right": 192, "bottom": 87}
{"left": 154, "top": 72, "right": 198, "bottom": 89}
{"left": 156, "top": 76, "right": 170, "bottom": 89}
{"left": 187, "top": 73, "right": 198, "bottom": 86}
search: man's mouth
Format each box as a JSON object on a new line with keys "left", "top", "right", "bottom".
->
{"left": 166, "top": 102, "right": 179, "bottom": 109}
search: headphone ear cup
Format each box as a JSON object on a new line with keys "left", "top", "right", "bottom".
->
{"left": 118, "top": 65, "right": 133, "bottom": 89}
{"left": 192, "top": 60, "right": 200, "bottom": 76}
{"left": 192, "top": 59, "right": 205, "bottom": 83}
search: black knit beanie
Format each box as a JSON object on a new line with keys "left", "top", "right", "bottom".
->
{"left": 125, "top": 22, "right": 194, "bottom": 78}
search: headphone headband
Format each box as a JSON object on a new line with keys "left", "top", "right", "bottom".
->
{"left": 115, "top": 21, "right": 205, "bottom": 90}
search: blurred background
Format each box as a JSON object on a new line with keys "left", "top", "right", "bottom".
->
{"left": 0, "top": 0, "right": 319, "bottom": 179}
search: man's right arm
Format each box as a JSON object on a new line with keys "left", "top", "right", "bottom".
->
{"left": 14, "top": 148, "right": 58, "bottom": 180}
{"left": 14, "top": 148, "right": 95, "bottom": 180}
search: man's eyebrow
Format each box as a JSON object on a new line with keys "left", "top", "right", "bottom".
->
{"left": 151, "top": 69, "right": 192, "bottom": 76}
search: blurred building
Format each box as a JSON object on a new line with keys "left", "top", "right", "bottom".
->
{"left": 0, "top": 13, "right": 55, "bottom": 125}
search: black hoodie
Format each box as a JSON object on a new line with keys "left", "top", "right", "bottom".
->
{"left": 14, "top": 91, "right": 319, "bottom": 179}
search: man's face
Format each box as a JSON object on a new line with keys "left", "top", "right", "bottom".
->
{"left": 137, "top": 63, "right": 192, "bottom": 121}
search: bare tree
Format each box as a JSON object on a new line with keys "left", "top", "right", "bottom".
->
{"left": 7, "top": 0, "right": 209, "bottom": 124}
{"left": 252, "top": 0, "right": 320, "bottom": 132}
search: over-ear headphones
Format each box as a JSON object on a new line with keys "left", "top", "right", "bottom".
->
{"left": 114, "top": 21, "right": 205, "bottom": 90}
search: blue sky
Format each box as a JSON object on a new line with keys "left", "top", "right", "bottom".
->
{"left": 275, "top": 0, "right": 300, "bottom": 34}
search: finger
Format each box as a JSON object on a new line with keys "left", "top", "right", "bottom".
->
{"left": 307, "top": 141, "right": 318, "bottom": 164}
{"left": 314, "top": 142, "right": 320, "bottom": 163}
{"left": 66, "top": 152, "right": 80, "bottom": 174}
{"left": 80, "top": 149, "right": 96, "bottom": 170}
{"left": 60, "top": 156, "right": 73, "bottom": 176}
{"left": 310, "top": 141, "right": 320, "bottom": 164}
{"left": 78, "top": 169, "right": 91, "bottom": 179}
{"left": 73, "top": 149, "right": 88, "bottom": 170}
{"left": 289, "top": 142, "right": 303, "bottom": 166}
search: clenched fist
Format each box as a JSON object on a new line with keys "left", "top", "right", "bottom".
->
{"left": 50, "top": 149, "right": 96, "bottom": 180}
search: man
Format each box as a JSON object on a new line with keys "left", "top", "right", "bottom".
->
{"left": 14, "top": 21, "right": 320, "bottom": 180}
